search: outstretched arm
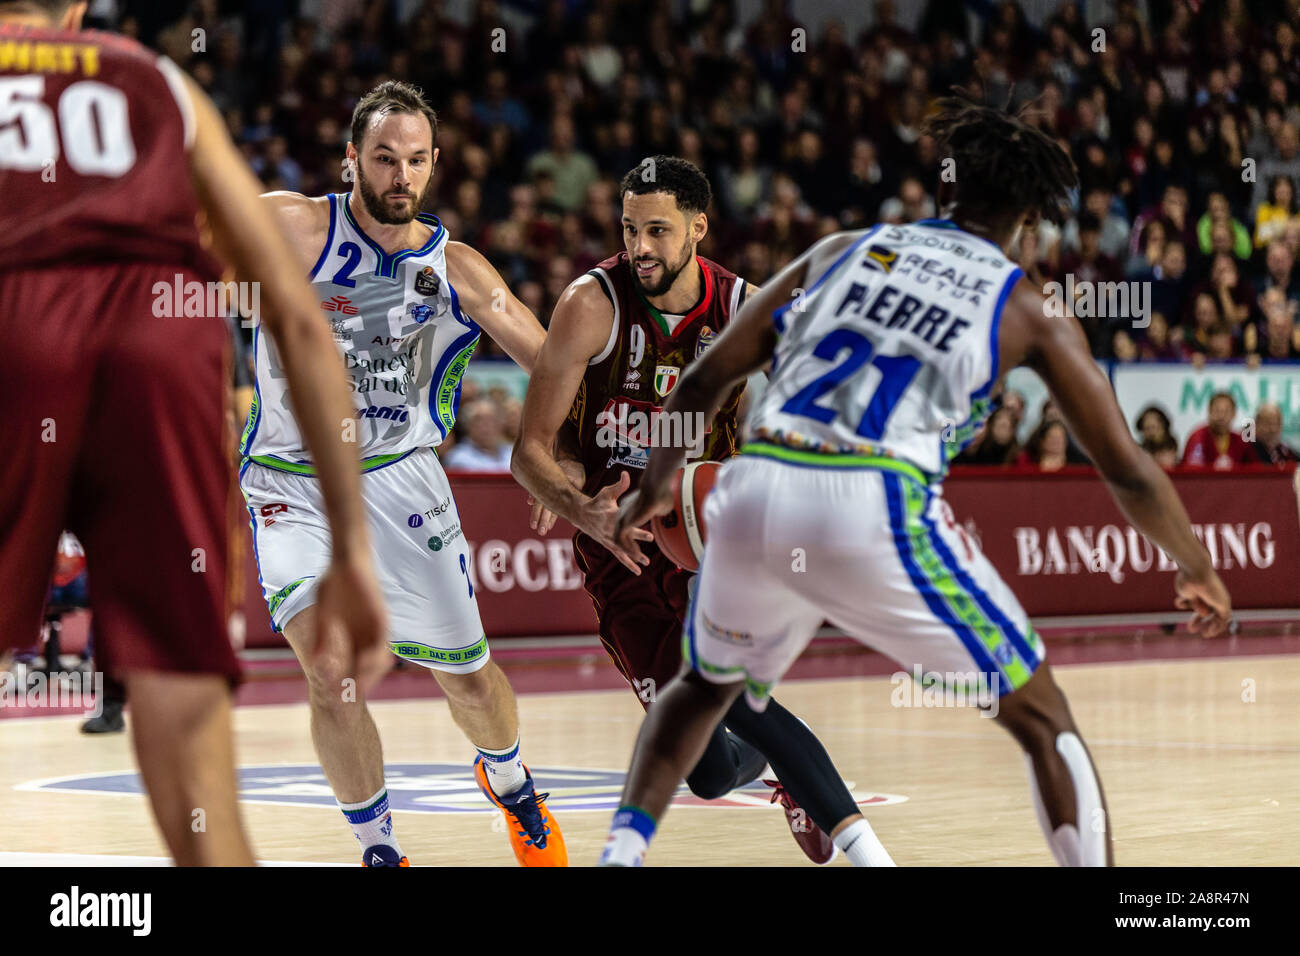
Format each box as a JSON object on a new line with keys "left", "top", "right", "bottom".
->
{"left": 512, "top": 276, "right": 652, "bottom": 574}
{"left": 445, "top": 241, "right": 545, "bottom": 371}
{"left": 1007, "top": 278, "right": 1231, "bottom": 635}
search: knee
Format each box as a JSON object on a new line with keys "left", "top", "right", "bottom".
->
{"left": 685, "top": 763, "right": 733, "bottom": 801}
{"left": 997, "top": 684, "right": 1075, "bottom": 754}
{"left": 301, "top": 651, "right": 361, "bottom": 714}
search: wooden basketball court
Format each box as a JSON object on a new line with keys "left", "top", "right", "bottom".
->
{"left": 2, "top": 651, "right": 1297, "bottom": 866}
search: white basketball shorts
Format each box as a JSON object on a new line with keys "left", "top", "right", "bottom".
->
{"left": 239, "top": 447, "right": 489, "bottom": 673}
{"left": 685, "top": 453, "right": 1045, "bottom": 711}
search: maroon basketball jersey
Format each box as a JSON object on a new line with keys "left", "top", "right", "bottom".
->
{"left": 565, "top": 252, "right": 749, "bottom": 586}
{"left": 0, "top": 23, "right": 220, "bottom": 277}
{"left": 566, "top": 252, "right": 749, "bottom": 498}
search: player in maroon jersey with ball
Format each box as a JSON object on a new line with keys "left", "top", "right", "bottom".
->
{"left": 513, "top": 156, "right": 893, "bottom": 865}
{"left": 0, "top": 0, "right": 386, "bottom": 865}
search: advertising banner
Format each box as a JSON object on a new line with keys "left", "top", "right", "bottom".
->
{"left": 942, "top": 466, "right": 1300, "bottom": 616}
{"left": 241, "top": 467, "right": 1300, "bottom": 646}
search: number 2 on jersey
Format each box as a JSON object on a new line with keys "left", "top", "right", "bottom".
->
{"left": 779, "top": 328, "right": 921, "bottom": 441}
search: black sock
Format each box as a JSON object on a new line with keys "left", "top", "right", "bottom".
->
{"left": 722, "top": 696, "right": 858, "bottom": 835}
{"left": 684, "top": 720, "right": 768, "bottom": 800}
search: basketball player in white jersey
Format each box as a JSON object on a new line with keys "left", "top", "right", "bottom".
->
{"left": 242, "top": 81, "right": 565, "bottom": 865}
{"left": 602, "top": 98, "right": 1232, "bottom": 866}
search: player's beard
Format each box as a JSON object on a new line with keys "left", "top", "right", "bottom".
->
{"left": 356, "top": 164, "right": 430, "bottom": 225}
{"left": 634, "top": 237, "right": 695, "bottom": 297}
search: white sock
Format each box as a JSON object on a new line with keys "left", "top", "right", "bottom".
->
{"left": 1024, "top": 731, "right": 1107, "bottom": 867}
{"left": 338, "top": 786, "right": 401, "bottom": 853}
{"left": 833, "top": 817, "right": 896, "bottom": 866}
{"left": 599, "top": 806, "right": 656, "bottom": 866}
{"left": 600, "top": 827, "right": 649, "bottom": 867}
{"left": 478, "top": 736, "right": 527, "bottom": 797}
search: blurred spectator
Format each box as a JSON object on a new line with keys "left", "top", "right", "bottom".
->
{"left": 1185, "top": 291, "right": 1222, "bottom": 355}
{"left": 1135, "top": 405, "right": 1177, "bottom": 448}
{"left": 1204, "top": 321, "right": 1237, "bottom": 360}
{"left": 1001, "top": 389, "right": 1027, "bottom": 434}
{"left": 1126, "top": 218, "right": 1166, "bottom": 277}
{"left": 1142, "top": 239, "right": 1189, "bottom": 326}
{"left": 1195, "top": 192, "right": 1251, "bottom": 260}
{"left": 1137, "top": 312, "right": 1185, "bottom": 360}
{"left": 1255, "top": 240, "right": 1300, "bottom": 303}
{"left": 251, "top": 135, "right": 303, "bottom": 192}
{"left": 1058, "top": 212, "right": 1122, "bottom": 349}
{"left": 1252, "top": 124, "right": 1300, "bottom": 212}
{"left": 526, "top": 116, "right": 598, "bottom": 213}
{"left": 1204, "top": 254, "right": 1255, "bottom": 328}
{"left": 1017, "top": 420, "right": 1071, "bottom": 472}
{"left": 1131, "top": 185, "right": 1193, "bottom": 263}
{"left": 1142, "top": 435, "right": 1180, "bottom": 469}
{"left": 1182, "top": 392, "right": 1256, "bottom": 468}
{"left": 474, "top": 69, "right": 530, "bottom": 138}
{"left": 1034, "top": 398, "right": 1090, "bottom": 463}
{"left": 1255, "top": 175, "right": 1300, "bottom": 249}
{"left": 1255, "top": 288, "right": 1300, "bottom": 360}
{"left": 499, "top": 398, "right": 524, "bottom": 445}
{"left": 442, "top": 400, "right": 512, "bottom": 472}
{"left": 717, "top": 127, "right": 772, "bottom": 225}
{"left": 1063, "top": 186, "right": 1129, "bottom": 260}
{"left": 958, "top": 407, "right": 1020, "bottom": 465}
{"left": 1250, "top": 402, "right": 1298, "bottom": 464}
{"left": 842, "top": 138, "right": 887, "bottom": 227}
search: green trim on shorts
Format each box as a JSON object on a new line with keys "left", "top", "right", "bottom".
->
{"left": 682, "top": 606, "right": 757, "bottom": 713}
{"left": 267, "top": 576, "right": 311, "bottom": 618}
{"left": 744, "top": 676, "right": 774, "bottom": 705}
{"left": 896, "top": 477, "right": 1034, "bottom": 691}
{"left": 245, "top": 449, "right": 416, "bottom": 476}
{"left": 741, "top": 441, "right": 930, "bottom": 486}
{"left": 390, "top": 633, "right": 488, "bottom": 667}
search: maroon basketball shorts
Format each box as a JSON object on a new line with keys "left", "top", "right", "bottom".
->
{"left": 574, "top": 534, "right": 692, "bottom": 707}
{"left": 1, "top": 262, "right": 241, "bottom": 683}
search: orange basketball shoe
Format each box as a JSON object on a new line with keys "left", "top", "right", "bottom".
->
{"left": 473, "top": 756, "right": 568, "bottom": 866}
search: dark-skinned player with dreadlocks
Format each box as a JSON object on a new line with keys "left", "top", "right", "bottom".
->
{"left": 600, "top": 97, "right": 1233, "bottom": 866}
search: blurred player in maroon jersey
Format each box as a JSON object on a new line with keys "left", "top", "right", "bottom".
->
{"left": 512, "top": 157, "right": 893, "bottom": 866}
{"left": 0, "top": 0, "right": 387, "bottom": 865}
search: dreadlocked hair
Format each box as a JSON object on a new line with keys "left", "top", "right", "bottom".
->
{"left": 923, "top": 95, "right": 1078, "bottom": 225}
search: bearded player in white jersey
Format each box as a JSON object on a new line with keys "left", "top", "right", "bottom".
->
{"left": 604, "top": 98, "right": 1233, "bottom": 866}
{"left": 243, "top": 81, "right": 565, "bottom": 866}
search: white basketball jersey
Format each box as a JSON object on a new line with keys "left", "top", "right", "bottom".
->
{"left": 745, "top": 220, "right": 1024, "bottom": 479}
{"left": 241, "top": 194, "right": 481, "bottom": 472}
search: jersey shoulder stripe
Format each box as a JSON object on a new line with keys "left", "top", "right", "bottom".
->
{"left": 308, "top": 193, "right": 338, "bottom": 281}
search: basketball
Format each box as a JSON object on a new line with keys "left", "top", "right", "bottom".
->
{"left": 651, "top": 460, "right": 722, "bottom": 572}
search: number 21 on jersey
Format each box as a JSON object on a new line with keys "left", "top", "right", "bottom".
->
{"left": 779, "top": 328, "right": 921, "bottom": 441}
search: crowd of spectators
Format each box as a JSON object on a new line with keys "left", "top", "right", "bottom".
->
{"left": 955, "top": 387, "right": 1298, "bottom": 470}
{"left": 92, "top": 0, "right": 1300, "bottom": 465}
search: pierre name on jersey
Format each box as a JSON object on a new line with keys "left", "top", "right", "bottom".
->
{"left": 750, "top": 220, "right": 1023, "bottom": 478}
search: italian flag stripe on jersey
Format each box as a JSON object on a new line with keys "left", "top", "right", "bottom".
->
{"left": 634, "top": 257, "right": 715, "bottom": 337}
